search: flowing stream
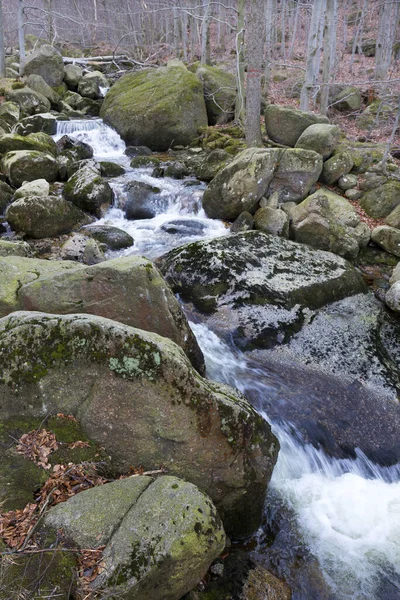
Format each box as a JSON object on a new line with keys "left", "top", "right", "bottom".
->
{"left": 56, "top": 119, "right": 400, "bottom": 600}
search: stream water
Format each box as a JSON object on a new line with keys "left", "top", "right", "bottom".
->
{"left": 56, "top": 119, "right": 400, "bottom": 600}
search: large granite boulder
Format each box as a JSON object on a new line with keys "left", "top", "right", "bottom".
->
{"left": 6, "top": 87, "right": 51, "bottom": 116}
{"left": 0, "top": 132, "right": 57, "bottom": 156}
{"left": 24, "top": 74, "right": 61, "bottom": 108}
{"left": 14, "top": 178, "right": 50, "bottom": 199}
{"left": 295, "top": 123, "right": 341, "bottom": 159}
{"left": 0, "top": 180, "right": 14, "bottom": 213}
{"left": 158, "top": 231, "right": 366, "bottom": 349}
{"left": 202, "top": 147, "right": 322, "bottom": 220}
{"left": 44, "top": 475, "right": 226, "bottom": 600}
{"left": 81, "top": 224, "right": 133, "bottom": 250}
{"left": 290, "top": 188, "right": 370, "bottom": 259}
{"left": 332, "top": 86, "right": 362, "bottom": 111}
{"left": 0, "top": 311, "right": 279, "bottom": 537}
{"left": 100, "top": 66, "right": 208, "bottom": 151}
{"left": 0, "top": 101, "right": 20, "bottom": 127}
{"left": 23, "top": 44, "right": 65, "bottom": 87}
{"left": 359, "top": 181, "right": 400, "bottom": 218}
{"left": 12, "top": 112, "right": 58, "bottom": 135}
{"left": 1, "top": 150, "right": 58, "bottom": 187}
{"left": 15, "top": 255, "right": 204, "bottom": 372}
{"left": 63, "top": 165, "right": 113, "bottom": 217}
{"left": 6, "top": 195, "right": 92, "bottom": 238}
{"left": 0, "top": 240, "right": 31, "bottom": 257}
{"left": 264, "top": 104, "right": 329, "bottom": 147}
{"left": 321, "top": 150, "right": 354, "bottom": 185}
{"left": 371, "top": 225, "right": 400, "bottom": 258}
{"left": 63, "top": 63, "right": 83, "bottom": 90}
{"left": 192, "top": 64, "right": 236, "bottom": 125}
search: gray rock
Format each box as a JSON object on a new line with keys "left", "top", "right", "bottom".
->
{"left": 345, "top": 188, "right": 363, "bottom": 201}
{"left": 122, "top": 180, "right": 162, "bottom": 220}
{"left": 12, "top": 112, "right": 58, "bottom": 135}
{"left": 254, "top": 207, "right": 289, "bottom": 238}
{"left": 14, "top": 179, "right": 50, "bottom": 199}
{"left": 385, "top": 204, "right": 400, "bottom": 229}
{"left": 45, "top": 475, "right": 226, "bottom": 600}
{"left": 193, "top": 64, "right": 236, "bottom": 125}
{"left": 60, "top": 233, "right": 105, "bottom": 264}
{"left": 0, "top": 101, "right": 20, "bottom": 127}
{"left": 0, "top": 311, "right": 279, "bottom": 537}
{"left": 0, "top": 132, "right": 57, "bottom": 156}
{"left": 338, "top": 174, "right": 358, "bottom": 190}
{"left": 321, "top": 151, "right": 354, "bottom": 185}
{"left": 24, "top": 74, "right": 61, "bottom": 109}
{"left": 63, "top": 64, "right": 83, "bottom": 90}
{"left": 63, "top": 165, "right": 113, "bottom": 217}
{"left": 389, "top": 262, "right": 400, "bottom": 285}
{"left": 78, "top": 70, "right": 109, "bottom": 99}
{"left": 6, "top": 195, "right": 92, "bottom": 238}
{"left": 360, "top": 182, "right": 400, "bottom": 218}
{"left": 0, "top": 180, "right": 14, "bottom": 213}
{"left": 295, "top": 123, "right": 341, "bottom": 159}
{"left": 23, "top": 44, "right": 65, "bottom": 87}
{"left": 6, "top": 87, "right": 51, "bottom": 116}
{"left": 371, "top": 225, "right": 400, "bottom": 258}
{"left": 267, "top": 148, "right": 323, "bottom": 203}
{"left": 194, "top": 149, "right": 231, "bottom": 182}
{"left": 386, "top": 281, "right": 400, "bottom": 313}
{"left": 0, "top": 240, "right": 31, "bottom": 257}
{"left": 81, "top": 224, "right": 133, "bottom": 249}
{"left": 1, "top": 150, "right": 58, "bottom": 187}
{"left": 359, "top": 173, "right": 388, "bottom": 191}
{"left": 231, "top": 211, "right": 254, "bottom": 233}
{"left": 265, "top": 104, "right": 330, "bottom": 147}
{"left": 332, "top": 86, "right": 362, "bottom": 111}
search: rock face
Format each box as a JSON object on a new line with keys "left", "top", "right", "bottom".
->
{"left": 14, "top": 255, "right": 204, "bottom": 372}
{"left": 45, "top": 475, "right": 226, "bottom": 600}
{"left": 290, "top": 188, "right": 370, "bottom": 259}
{"left": 6, "top": 195, "right": 92, "bottom": 238}
{"left": 158, "top": 231, "right": 366, "bottom": 349}
{"left": 23, "top": 44, "right": 65, "bottom": 87}
{"left": 193, "top": 64, "right": 236, "bottom": 125}
{"left": 0, "top": 311, "right": 279, "bottom": 537}
{"left": 265, "top": 104, "right": 330, "bottom": 147}
{"left": 1, "top": 150, "right": 58, "bottom": 187}
{"left": 100, "top": 66, "right": 208, "bottom": 151}
{"left": 202, "top": 148, "right": 322, "bottom": 220}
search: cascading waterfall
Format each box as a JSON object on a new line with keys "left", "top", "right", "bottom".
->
{"left": 56, "top": 117, "right": 400, "bottom": 598}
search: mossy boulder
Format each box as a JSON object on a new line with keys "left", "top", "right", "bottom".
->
{"left": 0, "top": 240, "right": 31, "bottom": 257}
{"left": 0, "top": 311, "right": 279, "bottom": 537}
{"left": 24, "top": 73, "right": 61, "bottom": 109}
{"left": 1, "top": 150, "right": 59, "bottom": 187}
{"left": 295, "top": 123, "right": 341, "bottom": 159}
{"left": 321, "top": 150, "right": 354, "bottom": 185}
{"left": 194, "top": 148, "right": 231, "bottom": 182}
{"left": 63, "top": 63, "right": 83, "bottom": 90}
{"left": 385, "top": 204, "right": 400, "bottom": 229}
{"left": 78, "top": 70, "right": 109, "bottom": 99}
{"left": 0, "top": 180, "right": 14, "bottom": 213}
{"left": 60, "top": 233, "right": 105, "bottom": 264}
{"left": 254, "top": 207, "right": 289, "bottom": 238}
{"left": 332, "top": 86, "right": 362, "bottom": 111}
{"left": 45, "top": 476, "right": 225, "bottom": 600}
{"left": 290, "top": 188, "right": 369, "bottom": 259}
{"left": 359, "top": 181, "right": 400, "bottom": 218}
{"left": 23, "top": 44, "right": 65, "bottom": 87}
{"left": 17, "top": 255, "right": 204, "bottom": 372}
{"left": 14, "top": 178, "right": 50, "bottom": 199}
{"left": 0, "top": 132, "right": 57, "bottom": 156}
{"left": 81, "top": 224, "right": 133, "bottom": 249}
{"left": 56, "top": 134, "right": 94, "bottom": 165}
{"left": 100, "top": 160, "right": 125, "bottom": 177}
{"left": 192, "top": 64, "right": 236, "bottom": 125}
{"left": 202, "top": 148, "right": 283, "bottom": 220}
{"left": 100, "top": 66, "right": 208, "bottom": 151}
{"left": 371, "top": 225, "right": 400, "bottom": 258}
{"left": 62, "top": 165, "right": 113, "bottom": 217}
{"left": 267, "top": 148, "right": 323, "bottom": 203}
{"left": 0, "top": 100, "right": 20, "bottom": 127}
{"left": 265, "top": 104, "right": 329, "bottom": 147}
{"left": 12, "top": 112, "right": 58, "bottom": 135}
{"left": 6, "top": 195, "right": 92, "bottom": 238}
{"left": 6, "top": 87, "right": 51, "bottom": 116}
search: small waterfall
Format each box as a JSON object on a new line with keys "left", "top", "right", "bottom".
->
{"left": 54, "top": 119, "right": 126, "bottom": 158}
{"left": 191, "top": 322, "right": 400, "bottom": 599}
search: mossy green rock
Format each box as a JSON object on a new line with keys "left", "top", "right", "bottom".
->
{"left": 100, "top": 160, "right": 125, "bottom": 177}
{"left": 6, "top": 195, "right": 92, "bottom": 238}
{"left": 16, "top": 255, "right": 204, "bottom": 372}
{"left": 6, "top": 86, "right": 51, "bottom": 116}
{"left": 63, "top": 63, "right": 83, "bottom": 90}
{"left": 45, "top": 476, "right": 226, "bottom": 600}
{"left": 78, "top": 70, "right": 109, "bottom": 99}
{"left": 267, "top": 148, "right": 323, "bottom": 203}
{"left": 1, "top": 150, "right": 58, "bottom": 187}
{"left": 332, "top": 86, "right": 362, "bottom": 111}
{"left": 202, "top": 148, "right": 283, "bottom": 220}
{"left": 0, "top": 180, "right": 14, "bottom": 213}
{"left": 290, "top": 189, "right": 369, "bottom": 259}
{"left": 0, "top": 442, "right": 48, "bottom": 510}
{"left": 321, "top": 151, "right": 354, "bottom": 185}
{"left": 0, "top": 311, "right": 278, "bottom": 537}
{"left": 265, "top": 104, "right": 329, "bottom": 147}
{"left": 0, "top": 100, "right": 20, "bottom": 127}
{"left": 193, "top": 64, "right": 236, "bottom": 125}
{"left": 25, "top": 73, "right": 61, "bottom": 109}
{"left": 385, "top": 204, "right": 400, "bottom": 228}
{"left": 12, "top": 112, "right": 58, "bottom": 135}
{"left": 0, "top": 239, "right": 31, "bottom": 257}
{"left": 0, "top": 132, "right": 57, "bottom": 156}
{"left": 14, "top": 178, "right": 50, "bottom": 198}
{"left": 371, "top": 225, "right": 400, "bottom": 258}
{"left": 100, "top": 66, "right": 208, "bottom": 151}
{"left": 194, "top": 148, "right": 231, "bottom": 182}
{"left": 295, "top": 123, "right": 341, "bottom": 159}
{"left": 62, "top": 165, "right": 113, "bottom": 217}
{"left": 23, "top": 44, "right": 65, "bottom": 87}
{"left": 359, "top": 181, "right": 400, "bottom": 218}
{"left": 254, "top": 207, "right": 289, "bottom": 237}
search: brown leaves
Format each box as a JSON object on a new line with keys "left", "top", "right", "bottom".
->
{"left": 0, "top": 503, "right": 37, "bottom": 551}
{"left": 16, "top": 429, "right": 58, "bottom": 470}
{"left": 77, "top": 545, "right": 106, "bottom": 587}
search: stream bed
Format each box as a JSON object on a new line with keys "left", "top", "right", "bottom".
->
{"left": 56, "top": 119, "right": 400, "bottom": 600}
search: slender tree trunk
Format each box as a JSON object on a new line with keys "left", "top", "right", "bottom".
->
{"left": 18, "top": 0, "right": 25, "bottom": 76}
{"left": 200, "top": 0, "right": 211, "bottom": 65}
{"left": 320, "top": 0, "right": 338, "bottom": 115}
{"left": 245, "top": 0, "right": 265, "bottom": 146}
{"left": 288, "top": 0, "right": 300, "bottom": 59}
{"left": 300, "top": 0, "right": 326, "bottom": 111}
{"left": 375, "top": 0, "right": 400, "bottom": 81}
{"left": 173, "top": 6, "right": 180, "bottom": 57}
{"left": 234, "top": 0, "right": 245, "bottom": 123}
{"left": 0, "top": 0, "right": 5, "bottom": 78}
{"left": 349, "top": 0, "right": 368, "bottom": 75}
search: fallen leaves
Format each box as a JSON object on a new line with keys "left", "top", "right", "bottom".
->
{"left": 16, "top": 429, "right": 58, "bottom": 470}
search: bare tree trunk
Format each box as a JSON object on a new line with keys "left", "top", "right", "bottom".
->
{"left": 375, "top": 0, "right": 400, "bottom": 81}
{"left": 320, "top": 0, "right": 338, "bottom": 115}
{"left": 245, "top": 0, "right": 265, "bottom": 146}
{"left": 182, "top": 6, "right": 188, "bottom": 61}
{"left": 18, "top": 0, "right": 25, "bottom": 76}
{"left": 200, "top": 0, "right": 211, "bottom": 65}
{"left": 288, "top": 0, "right": 300, "bottom": 60}
{"left": 300, "top": 0, "right": 326, "bottom": 111}
{"left": 0, "top": 0, "right": 5, "bottom": 78}
{"left": 349, "top": 0, "right": 368, "bottom": 75}
{"left": 173, "top": 6, "right": 180, "bottom": 57}
{"left": 234, "top": 0, "right": 245, "bottom": 123}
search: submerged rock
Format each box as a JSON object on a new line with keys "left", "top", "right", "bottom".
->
{"left": 45, "top": 475, "right": 226, "bottom": 600}
{"left": 0, "top": 311, "right": 279, "bottom": 537}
